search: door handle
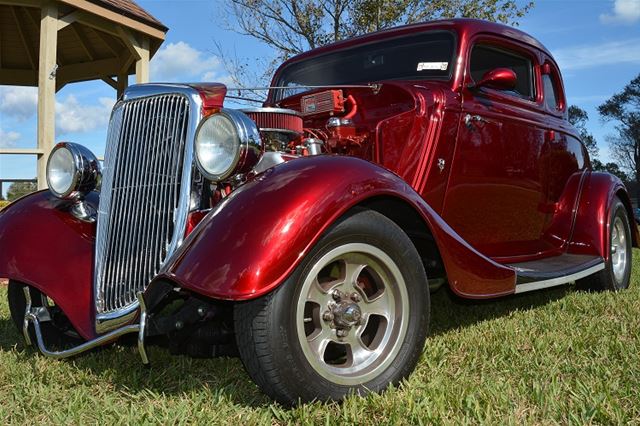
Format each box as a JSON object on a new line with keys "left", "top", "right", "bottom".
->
{"left": 464, "top": 113, "right": 487, "bottom": 128}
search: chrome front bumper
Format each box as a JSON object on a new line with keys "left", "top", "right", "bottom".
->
{"left": 21, "top": 287, "right": 149, "bottom": 364}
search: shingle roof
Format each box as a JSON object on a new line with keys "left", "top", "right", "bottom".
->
{"left": 88, "top": 0, "right": 168, "bottom": 31}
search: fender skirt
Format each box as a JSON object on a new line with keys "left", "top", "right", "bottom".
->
{"left": 0, "top": 191, "right": 98, "bottom": 339}
{"left": 158, "top": 156, "right": 516, "bottom": 300}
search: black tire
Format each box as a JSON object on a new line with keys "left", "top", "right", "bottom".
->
{"left": 234, "top": 209, "right": 430, "bottom": 405}
{"left": 576, "top": 197, "right": 632, "bottom": 291}
{"left": 8, "top": 280, "right": 83, "bottom": 349}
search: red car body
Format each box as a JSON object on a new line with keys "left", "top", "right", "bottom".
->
{"left": 1, "top": 19, "right": 637, "bottom": 343}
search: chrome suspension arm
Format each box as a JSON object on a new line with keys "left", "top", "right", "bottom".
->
{"left": 22, "top": 287, "right": 149, "bottom": 364}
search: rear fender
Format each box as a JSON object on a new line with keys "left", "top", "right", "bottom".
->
{"left": 158, "top": 156, "right": 516, "bottom": 300}
{"left": 0, "top": 191, "right": 97, "bottom": 339}
{"left": 569, "top": 172, "right": 639, "bottom": 258}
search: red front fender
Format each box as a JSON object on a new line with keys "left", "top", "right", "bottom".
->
{"left": 0, "top": 191, "right": 98, "bottom": 339}
{"left": 158, "top": 156, "right": 516, "bottom": 300}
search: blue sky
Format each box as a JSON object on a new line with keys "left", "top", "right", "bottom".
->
{"left": 1, "top": 0, "right": 639, "bottom": 195}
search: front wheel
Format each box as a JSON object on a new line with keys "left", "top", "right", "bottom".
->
{"left": 234, "top": 209, "right": 430, "bottom": 404}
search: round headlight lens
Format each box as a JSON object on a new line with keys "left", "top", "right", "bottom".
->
{"left": 46, "top": 142, "right": 101, "bottom": 199}
{"left": 47, "top": 146, "right": 76, "bottom": 197}
{"left": 195, "top": 114, "right": 241, "bottom": 181}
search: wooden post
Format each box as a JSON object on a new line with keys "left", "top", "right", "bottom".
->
{"left": 37, "top": 1, "right": 58, "bottom": 190}
{"left": 117, "top": 73, "right": 128, "bottom": 98}
{"left": 135, "top": 36, "right": 149, "bottom": 83}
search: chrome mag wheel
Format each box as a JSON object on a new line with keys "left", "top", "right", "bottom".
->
{"left": 234, "top": 209, "right": 429, "bottom": 404}
{"left": 611, "top": 215, "right": 629, "bottom": 286}
{"left": 295, "top": 243, "right": 409, "bottom": 385}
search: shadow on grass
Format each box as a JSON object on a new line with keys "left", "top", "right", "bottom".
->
{"left": 430, "top": 284, "right": 570, "bottom": 336}
{"left": 0, "top": 312, "right": 270, "bottom": 407}
{"left": 0, "top": 283, "right": 572, "bottom": 407}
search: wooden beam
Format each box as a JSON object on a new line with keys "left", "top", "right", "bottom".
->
{"left": 58, "top": 0, "right": 166, "bottom": 40}
{"left": 56, "top": 57, "right": 122, "bottom": 82}
{"left": 102, "top": 76, "right": 117, "bottom": 90}
{"left": 57, "top": 10, "right": 82, "bottom": 31}
{"left": 0, "top": 0, "right": 42, "bottom": 6}
{"left": 37, "top": 1, "right": 58, "bottom": 190}
{"left": 117, "top": 26, "right": 144, "bottom": 59}
{"left": 0, "top": 148, "right": 45, "bottom": 155}
{"left": 117, "top": 73, "right": 128, "bottom": 98}
{"left": 135, "top": 36, "right": 149, "bottom": 83}
{"left": 11, "top": 6, "right": 37, "bottom": 70}
{"left": 93, "top": 27, "right": 120, "bottom": 57}
{"left": 0, "top": 69, "right": 38, "bottom": 85}
{"left": 70, "top": 23, "right": 96, "bottom": 61}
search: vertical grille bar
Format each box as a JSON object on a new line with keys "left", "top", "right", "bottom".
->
{"left": 95, "top": 93, "right": 192, "bottom": 315}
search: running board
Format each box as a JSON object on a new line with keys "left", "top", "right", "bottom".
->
{"left": 508, "top": 254, "right": 605, "bottom": 294}
{"left": 22, "top": 287, "right": 149, "bottom": 364}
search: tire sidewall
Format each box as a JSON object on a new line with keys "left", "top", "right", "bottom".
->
{"left": 606, "top": 200, "right": 632, "bottom": 290}
{"left": 263, "top": 210, "right": 429, "bottom": 401}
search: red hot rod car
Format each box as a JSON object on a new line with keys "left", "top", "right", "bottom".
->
{"left": 1, "top": 19, "right": 637, "bottom": 404}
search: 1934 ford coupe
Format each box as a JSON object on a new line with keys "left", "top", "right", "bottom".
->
{"left": 1, "top": 19, "right": 637, "bottom": 404}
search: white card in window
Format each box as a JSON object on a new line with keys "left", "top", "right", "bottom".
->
{"left": 417, "top": 62, "right": 448, "bottom": 71}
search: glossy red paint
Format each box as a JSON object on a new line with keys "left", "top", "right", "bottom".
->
{"left": 188, "top": 83, "right": 226, "bottom": 116}
{"left": 158, "top": 155, "right": 516, "bottom": 301}
{"left": 0, "top": 191, "right": 98, "bottom": 339}
{"left": 474, "top": 67, "right": 517, "bottom": 90}
{"left": 2, "top": 19, "right": 637, "bottom": 341}
{"left": 569, "top": 172, "right": 639, "bottom": 259}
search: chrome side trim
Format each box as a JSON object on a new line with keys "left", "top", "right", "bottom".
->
{"left": 514, "top": 262, "right": 605, "bottom": 294}
{"left": 95, "top": 84, "right": 204, "bottom": 333}
{"left": 23, "top": 286, "right": 149, "bottom": 364}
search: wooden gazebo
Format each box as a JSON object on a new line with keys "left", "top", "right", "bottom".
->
{"left": 0, "top": 0, "right": 168, "bottom": 189}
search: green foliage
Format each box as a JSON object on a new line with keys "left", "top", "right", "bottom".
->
{"left": 2, "top": 250, "right": 640, "bottom": 423}
{"left": 568, "top": 105, "right": 599, "bottom": 158}
{"left": 6, "top": 181, "right": 37, "bottom": 202}
{"left": 598, "top": 73, "right": 640, "bottom": 183}
{"left": 0, "top": 200, "right": 9, "bottom": 210}
{"left": 220, "top": 0, "right": 534, "bottom": 88}
{"left": 591, "top": 159, "right": 629, "bottom": 182}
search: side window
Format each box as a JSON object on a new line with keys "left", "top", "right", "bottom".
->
{"left": 542, "top": 62, "right": 564, "bottom": 112}
{"left": 470, "top": 44, "right": 534, "bottom": 99}
{"left": 542, "top": 74, "right": 559, "bottom": 110}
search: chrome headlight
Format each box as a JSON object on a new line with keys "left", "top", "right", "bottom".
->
{"left": 46, "top": 142, "right": 101, "bottom": 199}
{"left": 195, "top": 109, "right": 261, "bottom": 181}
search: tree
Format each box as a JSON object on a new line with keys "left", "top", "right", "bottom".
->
{"left": 599, "top": 73, "right": 640, "bottom": 199}
{"left": 591, "top": 158, "right": 629, "bottom": 182}
{"left": 568, "top": 105, "right": 598, "bottom": 158}
{"left": 6, "top": 181, "right": 37, "bottom": 202}
{"left": 219, "top": 0, "right": 534, "bottom": 91}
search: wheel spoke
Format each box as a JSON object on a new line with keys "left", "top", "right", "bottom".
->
{"left": 306, "top": 277, "right": 341, "bottom": 305}
{"left": 344, "top": 261, "right": 367, "bottom": 286}
{"left": 363, "top": 291, "right": 392, "bottom": 319}
{"left": 307, "top": 327, "right": 332, "bottom": 359}
{"left": 345, "top": 331, "right": 372, "bottom": 366}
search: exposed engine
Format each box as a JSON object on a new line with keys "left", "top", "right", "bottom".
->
{"left": 241, "top": 89, "right": 367, "bottom": 164}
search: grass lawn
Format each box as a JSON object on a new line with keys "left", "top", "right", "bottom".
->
{"left": 1, "top": 254, "right": 640, "bottom": 424}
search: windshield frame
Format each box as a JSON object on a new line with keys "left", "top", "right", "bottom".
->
{"left": 270, "top": 29, "right": 458, "bottom": 103}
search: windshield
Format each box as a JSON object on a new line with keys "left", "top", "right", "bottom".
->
{"left": 273, "top": 31, "right": 455, "bottom": 101}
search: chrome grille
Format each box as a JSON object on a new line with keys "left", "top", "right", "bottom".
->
{"left": 95, "top": 93, "right": 191, "bottom": 315}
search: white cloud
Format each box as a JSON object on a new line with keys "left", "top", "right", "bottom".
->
{"left": 0, "top": 127, "right": 21, "bottom": 148}
{"left": 55, "top": 96, "right": 115, "bottom": 135}
{"left": 552, "top": 38, "right": 640, "bottom": 70}
{"left": 0, "top": 86, "right": 38, "bottom": 121}
{"left": 600, "top": 0, "right": 640, "bottom": 24}
{"left": 150, "top": 41, "right": 228, "bottom": 82}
